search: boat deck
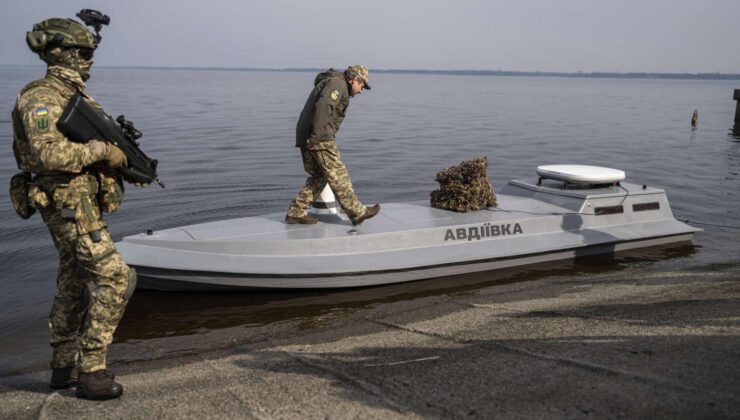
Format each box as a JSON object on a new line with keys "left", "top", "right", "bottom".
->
{"left": 117, "top": 180, "right": 699, "bottom": 290}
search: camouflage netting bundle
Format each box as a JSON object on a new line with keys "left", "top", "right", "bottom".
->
{"left": 430, "top": 157, "right": 497, "bottom": 212}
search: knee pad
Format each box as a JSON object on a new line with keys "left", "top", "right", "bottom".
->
{"left": 124, "top": 267, "right": 137, "bottom": 300}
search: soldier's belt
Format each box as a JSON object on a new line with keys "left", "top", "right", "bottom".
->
{"left": 34, "top": 171, "right": 96, "bottom": 183}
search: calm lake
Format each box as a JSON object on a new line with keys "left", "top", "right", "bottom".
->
{"left": 1, "top": 67, "right": 738, "bottom": 375}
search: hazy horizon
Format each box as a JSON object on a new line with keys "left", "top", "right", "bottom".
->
{"left": 2, "top": 64, "right": 738, "bottom": 80}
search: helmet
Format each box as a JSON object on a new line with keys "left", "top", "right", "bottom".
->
{"left": 26, "top": 18, "right": 97, "bottom": 55}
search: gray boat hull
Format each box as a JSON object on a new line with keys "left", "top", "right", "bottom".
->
{"left": 117, "top": 179, "right": 700, "bottom": 291}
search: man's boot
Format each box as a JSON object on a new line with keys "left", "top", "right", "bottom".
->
{"left": 351, "top": 204, "right": 381, "bottom": 225}
{"left": 50, "top": 365, "right": 77, "bottom": 389}
{"left": 76, "top": 370, "right": 123, "bottom": 400}
{"left": 285, "top": 214, "right": 319, "bottom": 224}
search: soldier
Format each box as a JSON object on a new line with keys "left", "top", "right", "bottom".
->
{"left": 11, "top": 12, "right": 141, "bottom": 400}
{"left": 286, "top": 65, "right": 381, "bottom": 225}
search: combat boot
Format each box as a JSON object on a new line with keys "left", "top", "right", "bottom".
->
{"left": 50, "top": 365, "right": 77, "bottom": 389}
{"left": 285, "top": 214, "right": 319, "bottom": 224}
{"left": 351, "top": 204, "right": 381, "bottom": 225}
{"left": 76, "top": 369, "right": 123, "bottom": 400}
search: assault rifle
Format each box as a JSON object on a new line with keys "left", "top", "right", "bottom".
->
{"left": 57, "top": 93, "right": 164, "bottom": 188}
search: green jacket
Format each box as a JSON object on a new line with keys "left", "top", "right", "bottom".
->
{"left": 295, "top": 69, "right": 351, "bottom": 147}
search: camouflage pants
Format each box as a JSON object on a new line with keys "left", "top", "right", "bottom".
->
{"left": 40, "top": 202, "right": 131, "bottom": 373}
{"left": 287, "top": 141, "right": 365, "bottom": 219}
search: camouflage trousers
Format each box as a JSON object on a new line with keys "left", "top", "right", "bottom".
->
{"left": 287, "top": 141, "right": 365, "bottom": 219}
{"left": 40, "top": 203, "right": 132, "bottom": 373}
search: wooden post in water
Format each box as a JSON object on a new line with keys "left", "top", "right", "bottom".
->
{"left": 735, "top": 89, "right": 740, "bottom": 122}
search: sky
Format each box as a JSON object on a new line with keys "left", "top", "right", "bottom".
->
{"left": 1, "top": 0, "right": 739, "bottom": 73}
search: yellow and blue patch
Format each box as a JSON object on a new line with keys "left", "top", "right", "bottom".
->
{"left": 34, "top": 107, "right": 51, "bottom": 132}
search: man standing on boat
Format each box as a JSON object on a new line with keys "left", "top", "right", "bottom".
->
{"left": 9, "top": 11, "right": 141, "bottom": 400}
{"left": 286, "top": 65, "right": 380, "bottom": 225}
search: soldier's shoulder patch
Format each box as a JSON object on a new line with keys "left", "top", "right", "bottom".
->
{"left": 32, "top": 103, "right": 51, "bottom": 132}
{"left": 330, "top": 90, "right": 339, "bottom": 101}
{"left": 36, "top": 116, "right": 51, "bottom": 132}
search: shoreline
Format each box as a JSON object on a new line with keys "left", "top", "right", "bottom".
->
{"left": 0, "top": 243, "right": 702, "bottom": 378}
{"left": 1, "top": 257, "right": 737, "bottom": 418}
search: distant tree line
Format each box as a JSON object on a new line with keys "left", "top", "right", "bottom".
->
{"left": 12, "top": 64, "right": 734, "bottom": 80}
{"left": 281, "top": 68, "right": 740, "bottom": 80}
{"left": 360, "top": 69, "right": 740, "bottom": 80}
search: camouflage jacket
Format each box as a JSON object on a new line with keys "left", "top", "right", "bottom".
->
{"left": 295, "top": 69, "right": 351, "bottom": 147}
{"left": 12, "top": 66, "right": 101, "bottom": 175}
{"left": 12, "top": 66, "right": 125, "bottom": 225}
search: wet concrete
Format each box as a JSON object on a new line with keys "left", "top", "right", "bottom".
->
{"left": 0, "top": 256, "right": 738, "bottom": 419}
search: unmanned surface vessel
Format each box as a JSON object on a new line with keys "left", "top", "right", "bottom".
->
{"left": 117, "top": 165, "right": 699, "bottom": 291}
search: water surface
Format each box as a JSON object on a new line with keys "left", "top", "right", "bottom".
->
{"left": 1, "top": 67, "right": 738, "bottom": 375}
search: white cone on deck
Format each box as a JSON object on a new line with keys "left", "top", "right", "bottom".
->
{"left": 309, "top": 184, "right": 339, "bottom": 215}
